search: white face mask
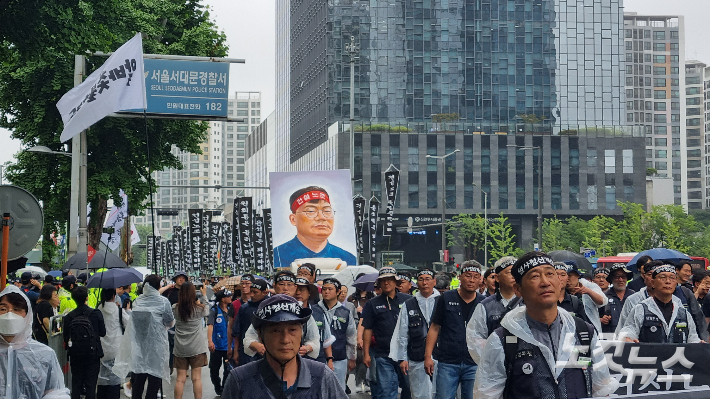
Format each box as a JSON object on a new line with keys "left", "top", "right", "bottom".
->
{"left": 0, "top": 312, "right": 25, "bottom": 336}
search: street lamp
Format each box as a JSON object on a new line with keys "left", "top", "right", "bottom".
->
{"left": 27, "top": 145, "right": 72, "bottom": 157}
{"left": 472, "top": 182, "right": 488, "bottom": 268}
{"left": 426, "top": 149, "right": 460, "bottom": 263}
{"left": 508, "top": 144, "right": 543, "bottom": 250}
{"left": 346, "top": 35, "right": 359, "bottom": 186}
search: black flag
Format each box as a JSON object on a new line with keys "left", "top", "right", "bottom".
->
{"left": 353, "top": 195, "right": 367, "bottom": 261}
{"left": 188, "top": 209, "right": 202, "bottom": 271}
{"left": 147, "top": 235, "right": 155, "bottom": 273}
{"left": 368, "top": 196, "right": 380, "bottom": 263}
{"left": 263, "top": 209, "right": 274, "bottom": 274}
{"left": 383, "top": 165, "right": 400, "bottom": 236}
{"left": 253, "top": 215, "right": 266, "bottom": 273}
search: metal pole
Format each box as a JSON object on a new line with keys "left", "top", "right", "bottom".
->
{"left": 484, "top": 191, "right": 488, "bottom": 268}
{"left": 68, "top": 55, "right": 85, "bottom": 259}
{"left": 347, "top": 36, "right": 359, "bottom": 186}
{"left": 537, "top": 146, "right": 543, "bottom": 250}
{"left": 441, "top": 157, "right": 446, "bottom": 258}
{"left": 1, "top": 213, "right": 9, "bottom": 290}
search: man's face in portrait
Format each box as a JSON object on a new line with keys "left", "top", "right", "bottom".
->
{"left": 289, "top": 199, "right": 335, "bottom": 242}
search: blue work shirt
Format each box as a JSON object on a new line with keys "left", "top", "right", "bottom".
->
{"left": 273, "top": 236, "right": 357, "bottom": 269}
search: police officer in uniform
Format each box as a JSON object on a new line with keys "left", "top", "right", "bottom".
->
{"left": 390, "top": 269, "right": 440, "bottom": 399}
{"left": 362, "top": 267, "right": 412, "bottom": 399}
{"left": 294, "top": 277, "right": 335, "bottom": 366}
{"left": 221, "top": 294, "right": 347, "bottom": 399}
{"left": 208, "top": 289, "right": 233, "bottom": 395}
{"left": 599, "top": 264, "right": 634, "bottom": 335}
{"left": 619, "top": 265, "right": 701, "bottom": 344}
{"left": 475, "top": 251, "right": 618, "bottom": 398}
{"left": 425, "top": 261, "right": 484, "bottom": 399}
{"left": 467, "top": 256, "right": 522, "bottom": 364}
{"left": 317, "top": 278, "right": 357, "bottom": 390}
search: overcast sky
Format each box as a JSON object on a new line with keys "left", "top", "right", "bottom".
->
{"left": 1, "top": 0, "right": 708, "bottom": 170}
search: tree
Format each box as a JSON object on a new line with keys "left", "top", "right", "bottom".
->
{"left": 488, "top": 213, "right": 518, "bottom": 261}
{"left": 542, "top": 216, "right": 566, "bottom": 252}
{"left": 446, "top": 213, "right": 485, "bottom": 261}
{"left": 0, "top": 0, "right": 228, "bottom": 264}
{"left": 432, "top": 113, "right": 459, "bottom": 131}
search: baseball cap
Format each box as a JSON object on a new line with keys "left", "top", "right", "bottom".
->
{"left": 251, "top": 294, "right": 312, "bottom": 329}
{"left": 20, "top": 272, "right": 32, "bottom": 284}
{"left": 214, "top": 289, "right": 233, "bottom": 301}
{"left": 251, "top": 279, "right": 268, "bottom": 291}
{"left": 62, "top": 275, "right": 77, "bottom": 287}
{"left": 564, "top": 261, "right": 581, "bottom": 277}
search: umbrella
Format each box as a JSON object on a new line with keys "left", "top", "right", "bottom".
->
{"left": 61, "top": 251, "right": 127, "bottom": 271}
{"left": 389, "top": 263, "right": 418, "bottom": 272}
{"left": 14, "top": 266, "right": 47, "bottom": 278}
{"left": 547, "top": 250, "right": 594, "bottom": 275}
{"left": 86, "top": 268, "right": 143, "bottom": 289}
{"left": 331, "top": 265, "right": 378, "bottom": 296}
{"left": 47, "top": 270, "right": 63, "bottom": 278}
{"left": 353, "top": 272, "right": 378, "bottom": 292}
{"left": 214, "top": 276, "right": 241, "bottom": 291}
{"left": 626, "top": 248, "right": 691, "bottom": 273}
{"left": 6, "top": 257, "right": 28, "bottom": 275}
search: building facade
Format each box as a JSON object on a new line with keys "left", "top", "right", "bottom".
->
{"left": 685, "top": 60, "right": 705, "bottom": 209}
{"left": 623, "top": 13, "right": 686, "bottom": 207}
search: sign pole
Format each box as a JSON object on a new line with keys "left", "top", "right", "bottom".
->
{"left": 1, "top": 213, "right": 9, "bottom": 290}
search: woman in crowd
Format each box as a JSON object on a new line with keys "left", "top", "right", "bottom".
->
{"left": 97, "top": 288, "right": 129, "bottom": 399}
{"left": 32, "top": 284, "right": 59, "bottom": 345}
{"left": 172, "top": 282, "right": 210, "bottom": 399}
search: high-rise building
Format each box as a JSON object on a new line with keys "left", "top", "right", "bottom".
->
{"left": 704, "top": 65, "right": 710, "bottom": 209}
{"left": 623, "top": 13, "right": 685, "bottom": 206}
{"left": 244, "top": 111, "right": 275, "bottom": 211}
{"left": 269, "top": 0, "right": 644, "bottom": 265}
{"left": 685, "top": 60, "right": 705, "bottom": 210}
{"left": 135, "top": 91, "right": 262, "bottom": 235}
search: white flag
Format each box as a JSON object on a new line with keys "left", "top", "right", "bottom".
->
{"left": 130, "top": 221, "right": 141, "bottom": 245}
{"left": 101, "top": 189, "right": 128, "bottom": 251}
{"left": 57, "top": 33, "right": 146, "bottom": 142}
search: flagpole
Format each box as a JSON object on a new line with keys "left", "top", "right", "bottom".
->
{"left": 144, "top": 111, "right": 157, "bottom": 273}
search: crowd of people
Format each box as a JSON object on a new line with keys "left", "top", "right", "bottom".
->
{"left": 1, "top": 252, "right": 709, "bottom": 398}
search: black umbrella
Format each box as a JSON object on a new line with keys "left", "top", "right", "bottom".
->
{"left": 86, "top": 268, "right": 143, "bottom": 289}
{"left": 61, "top": 251, "right": 128, "bottom": 271}
{"left": 548, "top": 250, "right": 594, "bottom": 275}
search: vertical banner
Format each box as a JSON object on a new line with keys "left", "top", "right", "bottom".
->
{"left": 231, "top": 198, "right": 242, "bottom": 270}
{"left": 182, "top": 226, "right": 192, "bottom": 272}
{"left": 253, "top": 215, "right": 266, "bottom": 273}
{"left": 157, "top": 238, "right": 165, "bottom": 276}
{"left": 202, "top": 211, "right": 211, "bottom": 272}
{"left": 263, "top": 209, "right": 274, "bottom": 274}
{"left": 188, "top": 209, "right": 202, "bottom": 271}
{"left": 172, "top": 226, "right": 182, "bottom": 272}
{"left": 368, "top": 196, "right": 380, "bottom": 263}
{"left": 220, "top": 221, "right": 229, "bottom": 274}
{"left": 236, "top": 197, "right": 254, "bottom": 265}
{"left": 352, "top": 195, "right": 367, "bottom": 261}
{"left": 227, "top": 224, "right": 237, "bottom": 274}
{"left": 209, "top": 222, "right": 221, "bottom": 273}
{"left": 168, "top": 238, "right": 176, "bottom": 277}
{"left": 383, "top": 166, "right": 400, "bottom": 236}
{"left": 147, "top": 235, "right": 155, "bottom": 273}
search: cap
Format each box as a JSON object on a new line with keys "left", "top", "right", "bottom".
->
{"left": 606, "top": 263, "right": 633, "bottom": 283}
{"left": 593, "top": 268, "right": 610, "bottom": 277}
{"left": 512, "top": 253, "right": 555, "bottom": 282}
{"left": 20, "top": 272, "right": 32, "bottom": 284}
{"left": 77, "top": 273, "right": 88, "bottom": 283}
{"left": 172, "top": 270, "right": 189, "bottom": 281}
{"left": 652, "top": 265, "right": 677, "bottom": 279}
{"left": 251, "top": 294, "right": 312, "bottom": 329}
{"left": 251, "top": 279, "right": 268, "bottom": 291}
{"left": 564, "top": 261, "right": 581, "bottom": 277}
{"left": 322, "top": 278, "right": 342, "bottom": 291}
{"left": 377, "top": 267, "right": 398, "bottom": 280}
{"left": 62, "top": 275, "right": 77, "bottom": 287}
{"left": 214, "top": 289, "right": 233, "bottom": 301}
{"left": 295, "top": 277, "right": 312, "bottom": 287}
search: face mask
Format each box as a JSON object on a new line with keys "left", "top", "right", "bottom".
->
{"left": 0, "top": 312, "right": 25, "bottom": 336}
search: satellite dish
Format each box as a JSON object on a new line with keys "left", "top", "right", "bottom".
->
{"left": 0, "top": 185, "right": 44, "bottom": 260}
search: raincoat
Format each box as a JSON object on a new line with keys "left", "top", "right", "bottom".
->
{"left": 613, "top": 287, "right": 649, "bottom": 339}
{"left": 97, "top": 300, "right": 130, "bottom": 386}
{"left": 618, "top": 295, "right": 700, "bottom": 343}
{"left": 112, "top": 284, "right": 175, "bottom": 382}
{"left": 57, "top": 287, "right": 76, "bottom": 315}
{"left": 0, "top": 285, "right": 70, "bottom": 398}
{"left": 473, "top": 306, "right": 618, "bottom": 399}
{"left": 577, "top": 278, "right": 607, "bottom": 335}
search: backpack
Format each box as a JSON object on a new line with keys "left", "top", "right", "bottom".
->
{"left": 68, "top": 307, "right": 98, "bottom": 358}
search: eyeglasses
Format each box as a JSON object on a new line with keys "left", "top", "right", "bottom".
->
{"left": 297, "top": 208, "right": 335, "bottom": 219}
{"left": 612, "top": 275, "right": 627, "bottom": 280}
{"left": 655, "top": 275, "right": 675, "bottom": 282}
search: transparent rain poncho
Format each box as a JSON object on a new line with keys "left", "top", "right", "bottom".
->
{"left": 113, "top": 284, "right": 174, "bottom": 381}
{"left": 0, "top": 285, "right": 70, "bottom": 398}
{"left": 97, "top": 299, "right": 129, "bottom": 386}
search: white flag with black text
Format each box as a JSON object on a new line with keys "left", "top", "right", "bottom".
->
{"left": 57, "top": 33, "right": 146, "bottom": 142}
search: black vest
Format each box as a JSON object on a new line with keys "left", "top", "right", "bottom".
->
{"left": 327, "top": 305, "right": 352, "bottom": 361}
{"left": 435, "top": 290, "right": 483, "bottom": 365}
{"left": 481, "top": 293, "right": 523, "bottom": 336}
{"left": 230, "top": 357, "right": 325, "bottom": 399}
{"left": 638, "top": 302, "right": 689, "bottom": 343}
{"left": 304, "top": 305, "right": 328, "bottom": 363}
{"left": 495, "top": 317, "right": 592, "bottom": 399}
{"left": 404, "top": 297, "right": 429, "bottom": 362}
{"left": 366, "top": 292, "right": 411, "bottom": 358}
{"left": 602, "top": 288, "right": 634, "bottom": 333}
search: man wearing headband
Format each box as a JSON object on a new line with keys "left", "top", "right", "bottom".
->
{"left": 362, "top": 267, "right": 412, "bottom": 399}
{"left": 316, "top": 277, "right": 357, "bottom": 389}
{"left": 296, "top": 263, "right": 317, "bottom": 283}
{"left": 397, "top": 273, "right": 414, "bottom": 295}
{"left": 231, "top": 279, "right": 269, "bottom": 366}
{"left": 592, "top": 268, "right": 609, "bottom": 292}
{"left": 294, "top": 278, "right": 334, "bottom": 366}
{"left": 619, "top": 265, "right": 701, "bottom": 343}
{"left": 424, "top": 260, "right": 484, "bottom": 399}
{"left": 467, "top": 256, "right": 522, "bottom": 364}
{"left": 671, "top": 261, "right": 708, "bottom": 340}
{"left": 222, "top": 295, "right": 347, "bottom": 399}
{"left": 475, "top": 251, "right": 618, "bottom": 398}
{"left": 627, "top": 255, "right": 654, "bottom": 292}
{"left": 564, "top": 261, "right": 608, "bottom": 335}
{"left": 390, "top": 269, "right": 439, "bottom": 399}
{"left": 273, "top": 186, "right": 357, "bottom": 269}
{"left": 242, "top": 271, "right": 324, "bottom": 363}
{"left": 599, "top": 264, "right": 635, "bottom": 334}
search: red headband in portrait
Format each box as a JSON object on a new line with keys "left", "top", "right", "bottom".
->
{"left": 291, "top": 190, "right": 331, "bottom": 213}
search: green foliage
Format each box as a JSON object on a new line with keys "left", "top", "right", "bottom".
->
{"left": 446, "top": 213, "right": 485, "bottom": 261}
{"left": 646, "top": 168, "right": 658, "bottom": 176}
{"left": 0, "top": 0, "right": 227, "bottom": 261}
{"left": 488, "top": 213, "right": 517, "bottom": 261}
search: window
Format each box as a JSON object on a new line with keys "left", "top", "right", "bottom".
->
{"left": 606, "top": 186, "right": 616, "bottom": 210}
{"left": 653, "top": 55, "right": 666, "bottom": 64}
{"left": 653, "top": 67, "right": 666, "bottom": 75}
{"left": 654, "top": 114, "right": 667, "bottom": 123}
{"left": 653, "top": 43, "right": 666, "bottom": 51}
{"left": 237, "top": 102, "right": 248, "bottom": 108}
{"left": 671, "top": 31, "right": 679, "bottom": 39}
{"left": 654, "top": 78, "right": 666, "bottom": 87}
{"left": 654, "top": 90, "right": 666, "bottom": 99}
{"left": 670, "top": 55, "right": 679, "bottom": 63}
{"left": 655, "top": 150, "right": 667, "bottom": 158}
{"left": 605, "top": 150, "right": 615, "bottom": 174}
{"left": 686, "top": 87, "right": 701, "bottom": 95}
{"left": 655, "top": 138, "right": 667, "bottom": 146}
{"left": 622, "top": 150, "right": 634, "bottom": 174}
{"left": 654, "top": 31, "right": 666, "bottom": 40}
{"left": 654, "top": 102, "right": 666, "bottom": 111}
{"left": 687, "top": 97, "right": 701, "bottom": 105}
{"left": 237, "top": 110, "right": 248, "bottom": 116}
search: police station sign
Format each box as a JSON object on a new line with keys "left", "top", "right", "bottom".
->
{"left": 124, "top": 58, "right": 229, "bottom": 118}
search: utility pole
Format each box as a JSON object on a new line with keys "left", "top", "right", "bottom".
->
{"left": 68, "top": 55, "right": 88, "bottom": 260}
{"left": 346, "top": 35, "right": 359, "bottom": 185}
{"left": 473, "top": 183, "right": 488, "bottom": 267}
{"left": 426, "top": 149, "right": 460, "bottom": 263}
{"left": 508, "top": 144, "right": 543, "bottom": 249}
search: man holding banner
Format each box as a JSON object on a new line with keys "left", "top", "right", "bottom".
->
{"left": 474, "top": 251, "right": 618, "bottom": 399}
